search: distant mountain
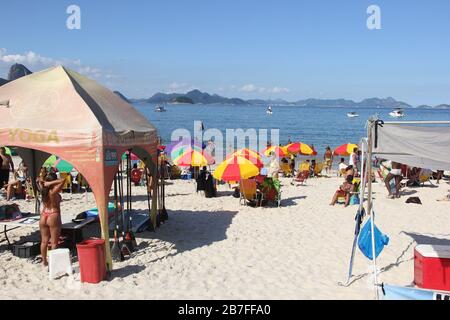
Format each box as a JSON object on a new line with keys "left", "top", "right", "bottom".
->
{"left": 8, "top": 63, "right": 32, "bottom": 81}
{"left": 170, "top": 96, "right": 194, "bottom": 104}
{"left": 113, "top": 91, "right": 130, "bottom": 103}
{"left": 143, "top": 89, "right": 249, "bottom": 105}
{"left": 435, "top": 104, "right": 450, "bottom": 109}
{"left": 0, "top": 78, "right": 8, "bottom": 86}
{"left": 294, "top": 97, "right": 411, "bottom": 108}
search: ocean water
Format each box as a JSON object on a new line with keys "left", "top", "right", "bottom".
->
{"left": 135, "top": 103, "right": 450, "bottom": 155}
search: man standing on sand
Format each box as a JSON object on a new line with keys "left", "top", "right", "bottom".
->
{"left": 0, "top": 147, "right": 14, "bottom": 189}
{"left": 349, "top": 147, "right": 358, "bottom": 176}
{"left": 381, "top": 160, "right": 403, "bottom": 199}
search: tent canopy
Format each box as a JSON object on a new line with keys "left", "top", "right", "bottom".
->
{"left": 0, "top": 66, "right": 160, "bottom": 270}
{"left": 372, "top": 121, "right": 450, "bottom": 171}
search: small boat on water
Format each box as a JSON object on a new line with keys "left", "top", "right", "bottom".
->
{"left": 155, "top": 105, "right": 166, "bottom": 112}
{"left": 347, "top": 112, "right": 359, "bottom": 118}
{"left": 266, "top": 106, "right": 273, "bottom": 115}
{"left": 389, "top": 109, "right": 405, "bottom": 118}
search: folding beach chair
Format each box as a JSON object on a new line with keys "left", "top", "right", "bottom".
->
{"left": 280, "top": 162, "right": 293, "bottom": 177}
{"left": 419, "top": 170, "right": 434, "bottom": 187}
{"left": 239, "top": 179, "right": 262, "bottom": 207}
{"left": 314, "top": 162, "right": 325, "bottom": 177}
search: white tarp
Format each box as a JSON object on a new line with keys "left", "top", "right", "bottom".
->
{"left": 372, "top": 123, "right": 450, "bottom": 171}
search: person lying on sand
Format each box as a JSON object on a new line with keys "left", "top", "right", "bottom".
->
{"left": 329, "top": 175, "right": 355, "bottom": 207}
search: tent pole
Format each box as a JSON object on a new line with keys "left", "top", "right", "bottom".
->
{"left": 367, "top": 119, "right": 379, "bottom": 300}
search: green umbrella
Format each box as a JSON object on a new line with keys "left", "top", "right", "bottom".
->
{"left": 43, "top": 155, "right": 57, "bottom": 168}
{"left": 54, "top": 159, "right": 74, "bottom": 172}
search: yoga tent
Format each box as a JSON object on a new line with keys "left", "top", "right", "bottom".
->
{"left": 0, "top": 66, "right": 159, "bottom": 271}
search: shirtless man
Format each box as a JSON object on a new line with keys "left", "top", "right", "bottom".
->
{"left": 0, "top": 147, "right": 14, "bottom": 189}
{"left": 382, "top": 160, "right": 403, "bottom": 198}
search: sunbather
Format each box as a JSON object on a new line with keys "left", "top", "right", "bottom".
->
{"left": 329, "top": 175, "right": 355, "bottom": 207}
{"left": 2, "top": 171, "right": 25, "bottom": 201}
{"left": 324, "top": 146, "right": 333, "bottom": 173}
{"left": 38, "top": 172, "right": 65, "bottom": 267}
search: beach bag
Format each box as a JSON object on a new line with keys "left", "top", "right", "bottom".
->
{"left": 406, "top": 197, "right": 422, "bottom": 205}
{"left": 0, "top": 204, "right": 21, "bottom": 221}
{"left": 350, "top": 194, "right": 360, "bottom": 205}
{"left": 358, "top": 218, "right": 389, "bottom": 260}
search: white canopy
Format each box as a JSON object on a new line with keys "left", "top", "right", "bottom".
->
{"left": 372, "top": 121, "right": 450, "bottom": 171}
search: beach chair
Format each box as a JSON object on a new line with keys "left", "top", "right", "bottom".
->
{"left": 239, "top": 179, "right": 261, "bottom": 207}
{"left": 280, "top": 162, "right": 293, "bottom": 177}
{"left": 338, "top": 168, "right": 346, "bottom": 177}
{"left": 60, "top": 173, "right": 72, "bottom": 192}
{"left": 314, "top": 162, "right": 325, "bottom": 177}
{"left": 419, "top": 170, "right": 434, "bottom": 187}
{"left": 293, "top": 170, "right": 309, "bottom": 185}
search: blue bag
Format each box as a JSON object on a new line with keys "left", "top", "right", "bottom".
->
{"left": 350, "top": 195, "right": 360, "bottom": 205}
{"left": 358, "top": 217, "right": 389, "bottom": 260}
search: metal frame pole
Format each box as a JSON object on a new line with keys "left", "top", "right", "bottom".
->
{"left": 367, "top": 119, "right": 379, "bottom": 299}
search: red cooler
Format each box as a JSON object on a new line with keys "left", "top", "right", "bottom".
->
{"left": 76, "top": 239, "right": 107, "bottom": 284}
{"left": 414, "top": 244, "right": 450, "bottom": 291}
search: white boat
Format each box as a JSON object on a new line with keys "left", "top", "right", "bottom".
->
{"left": 347, "top": 112, "right": 359, "bottom": 118}
{"left": 389, "top": 109, "right": 405, "bottom": 118}
{"left": 266, "top": 106, "right": 273, "bottom": 115}
{"left": 155, "top": 105, "right": 166, "bottom": 112}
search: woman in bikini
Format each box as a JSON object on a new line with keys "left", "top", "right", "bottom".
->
{"left": 38, "top": 172, "right": 65, "bottom": 266}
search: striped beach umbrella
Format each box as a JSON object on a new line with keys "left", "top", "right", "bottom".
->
{"left": 230, "top": 148, "right": 263, "bottom": 168}
{"left": 213, "top": 155, "right": 260, "bottom": 182}
{"left": 263, "top": 145, "right": 288, "bottom": 157}
{"left": 172, "top": 147, "right": 215, "bottom": 167}
{"left": 285, "top": 142, "right": 316, "bottom": 155}
{"left": 333, "top": 143, "right": 358, "bottom": 156}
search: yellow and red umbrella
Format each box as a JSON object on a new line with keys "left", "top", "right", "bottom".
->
{"left": 213, "top": 155, "right": 261, "bottom": 182}
{"left": 263, "top": 145, "right": 288, "bottom": 157}
{"left": 230, "top": 148, "right": 263, "bottom": 168}
{"left": 333, "top": 143, "right": 358, "bottom": 156}
{"left": 285, "top": 142, "right": 316, "bottom": 156}
{"left": 172, "top": 147, "right": 215, "bottom": 167}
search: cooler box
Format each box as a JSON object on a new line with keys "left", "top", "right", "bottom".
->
{"left": 414, "top": 244, "right": 450, "bottom": 291}
{"left": 76, "top": 239, "right": 107, "bottom": 284}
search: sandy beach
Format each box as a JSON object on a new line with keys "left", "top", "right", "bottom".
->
{"left": 1, "top": 166, "right": 449, "bottom": 300}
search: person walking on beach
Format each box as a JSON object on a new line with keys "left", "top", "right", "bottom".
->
{"left": 38, "top": 172, "right": 65, "bottom": 266}
{"left": 0, "top": 147, "right": 14, "bottom": 189}
{"left": 324, "top": 146, "right": 333, "bottom": 173}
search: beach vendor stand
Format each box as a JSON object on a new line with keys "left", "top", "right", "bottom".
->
{"left": 0, "top": 66, "right": 160, "bottom": 273}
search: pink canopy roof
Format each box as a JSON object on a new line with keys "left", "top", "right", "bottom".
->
{"left": 0, "top": 66, "right": 159, "bottom": 271}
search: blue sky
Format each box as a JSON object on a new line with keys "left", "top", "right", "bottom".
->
{"left": 1, "top": 0, "right": 450, "bottom": 105}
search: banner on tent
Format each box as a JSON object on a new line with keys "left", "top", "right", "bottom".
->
{"left": 104, "top": 148, "right": 119, "bottom": 166}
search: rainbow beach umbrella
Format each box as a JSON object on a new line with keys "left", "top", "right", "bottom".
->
{"left": 172, "top": 147, "right": 215, "bottom": 167}
{"left": 213, "top": 155, "right": 261, "bottom": 182}
{"left": 263, "top": 145, "right": 288, "bottom": 157}
{"left": 285, "top": 142, "right": 316, "bottom": 156}
{"left": 333, "top": 143, "right": 358, "bottom": 156}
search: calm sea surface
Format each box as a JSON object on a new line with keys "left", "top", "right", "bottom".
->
{"left": 135, "top": 103, "right": 450, "bottom": 156}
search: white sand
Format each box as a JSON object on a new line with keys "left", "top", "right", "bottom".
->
{"left": 1, "top": 170, "right": 449, "bottom": 300}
